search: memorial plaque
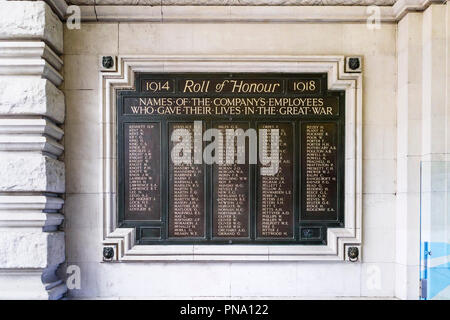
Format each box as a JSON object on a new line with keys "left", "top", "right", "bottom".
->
{"left": 117, "top": 73, "right": 345, "bottom": 245}
{"left": 124, "top": 123, "right": 161, "bottom": 220}
{"left": 257, "top": 123, "right": 294, "bottom": 239}
{"left": 168, "top": 122, "right": 205, "bottom": 238}
{"left": 212, "top": 122, "right": 250, "bottom": 238}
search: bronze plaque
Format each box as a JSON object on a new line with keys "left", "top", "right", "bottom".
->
{"left": 117, "top": 73, "right": 344, "bottom": 245}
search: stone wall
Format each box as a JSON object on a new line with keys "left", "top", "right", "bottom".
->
{"left": 63, "top": 20, "right": 397, "bottom": 298}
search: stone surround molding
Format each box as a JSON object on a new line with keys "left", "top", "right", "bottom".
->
{"left": 100, "top": 55, "right": 362, "bottom": 262}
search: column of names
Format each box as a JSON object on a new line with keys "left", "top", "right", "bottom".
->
{"left": 124, "top": 123, "right": 161, "bottom": 220}
{"left": 168, "top": 122, "right": 205, "bottom": 238}
{"left": 257, "top": 123, "right": 294, "bottom": 238}
{"left": 213, "top": 123, "right": 250, "bottom": 238}
{"left": 302, "top": 123, "right": 338, "bottom": 220}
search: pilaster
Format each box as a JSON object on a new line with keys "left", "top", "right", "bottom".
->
{"left": 0, "top": 0, "right": 66, "bottom": 300}
{"left": 396, "top": 3, "right": 449, "bottom": 299}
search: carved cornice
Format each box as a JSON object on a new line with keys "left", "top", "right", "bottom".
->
{"left": 393, "top": 0, "right": 444, "bottom": 19}
{"left": 45, "top": 0, "right": 69, "bottom": 19}
{"left": 70, "top": 0, "right": 397, "bottom": 5}
{"left": 73, "top": 0, "right": 445, "bottom": 22}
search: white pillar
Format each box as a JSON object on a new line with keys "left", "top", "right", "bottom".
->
{"left": 396, "top": 11, "right": 423, "bottom": 300}
{"left": 0, "top": 1, "right": 66, "bottom": 299}
{"left": 421, "top": 5, "right": 447, "bottom": 162}
{"left": 396, "top": 3, "right": 449, "bottom": 299}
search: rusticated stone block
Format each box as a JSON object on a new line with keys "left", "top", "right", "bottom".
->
{"left": 0, "top": 153, "right": 65, "bottom": 193}
{"left": 0, "top": 1, "right": 63, "bottom": 54}
{"left": 0, "top": 78, "right": 65, "bottom": 124}
{"left": 0, "top": 231, "right": 65, "bottom": 269}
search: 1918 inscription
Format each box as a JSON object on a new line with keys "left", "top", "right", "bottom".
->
{"left": 118, "top": 73, "right": 344, "bottom": 244}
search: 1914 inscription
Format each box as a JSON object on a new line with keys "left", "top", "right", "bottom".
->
{"left": 118, "top": 73, "right": 344, "bottom": 244}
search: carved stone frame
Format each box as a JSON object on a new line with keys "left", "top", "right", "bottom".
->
{"left": 100, "top": 55, "right": 362, "bottom": 262}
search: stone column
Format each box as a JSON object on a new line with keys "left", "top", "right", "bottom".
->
{"left": 419, "top": 3, "right": 449, "bottom": 300}
{"left": 396, "top": 10, "right": 423, "bottom": 300}
{"left": 396, "top": 3, "right": 449, "bottom": 299}
{"left": 0, "top": 1, "right": 66, "bottom": 299}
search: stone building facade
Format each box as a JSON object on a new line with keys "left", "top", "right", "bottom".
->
{"left": 0, "top": 0, "right": 448, "bottom": 299}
